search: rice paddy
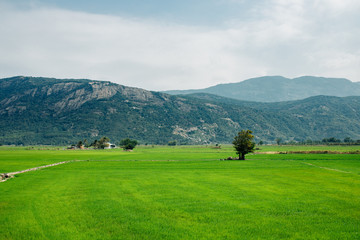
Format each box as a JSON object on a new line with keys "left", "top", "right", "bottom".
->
{"left": 1, "top": 145, "right": 359, "bottom": 239}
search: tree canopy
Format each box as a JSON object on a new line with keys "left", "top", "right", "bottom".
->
{"left": 232, "top": 130, "right": 256, "bottom": 160}
{"left": 92, "top": 137, "right": 110, "bottom": 149}
{"left": 119, "top": 138, "right": 138, "bottom": 150}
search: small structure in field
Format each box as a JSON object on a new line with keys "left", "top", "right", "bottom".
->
{"left": 105, "top": 143, "right": 116, "bottom": 149}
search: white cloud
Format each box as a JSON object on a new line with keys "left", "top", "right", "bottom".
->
{"left": 0, "top": 5, "right": 236, "bottom": 90}
{"left": 0, "top": 0, "right": 359, "bottom": 91}
{"left": 314, "top": 0, "right": 360, "bottom": 13}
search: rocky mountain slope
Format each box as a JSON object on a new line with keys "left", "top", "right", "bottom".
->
{"left": 164, "top": 76, "right": 360, "bottom": 102}
{"left": 1, "top": 76, "right": 360, "bottom": 145}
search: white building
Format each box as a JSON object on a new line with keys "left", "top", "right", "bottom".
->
{"left": 105, "top": 143, "right": 116, "bottom": 149}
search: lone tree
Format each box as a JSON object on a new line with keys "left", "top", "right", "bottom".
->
{"left": 232, "top": 130, "right": 256, "bottom": 160}
{"left": 119, "top": 138, "right": 138, "bottom": 150}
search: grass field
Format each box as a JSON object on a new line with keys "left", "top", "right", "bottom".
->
{"left": 1, "top": 145, "right": 360, "bottom": 239}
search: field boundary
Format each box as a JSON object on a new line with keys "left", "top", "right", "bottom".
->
{"left": 0, "top": 160, "right": 78, "bottom": 182}
{"left": 300, "top": 161, "right": 352, "bottom": 174}
{"left": 256, "top": 150, "right": 360, "bottom": 154}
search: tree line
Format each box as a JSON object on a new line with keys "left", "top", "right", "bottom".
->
{"left": 73, "top": 137, "right": 138, "bottom": 150}
{"left": 263, "top": 137, "right": 360, "bottom": 146}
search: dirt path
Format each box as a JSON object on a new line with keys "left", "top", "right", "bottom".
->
{"left": 0, "top": 160, "right": 76, "bottom": 182}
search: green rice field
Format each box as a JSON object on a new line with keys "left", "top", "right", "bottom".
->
{"left": 1, "top": 145, "right": 359, "bottom": 239}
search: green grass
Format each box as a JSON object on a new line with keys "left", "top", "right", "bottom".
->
{"left": 0, "top": 145, "right": 232, "bottom": 173}
{"left": 1, "top": 146, "right": 360, "bottom": 239}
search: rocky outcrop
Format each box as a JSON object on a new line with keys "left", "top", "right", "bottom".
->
{"left": 0, "top": 77, "right": 170, "bottom": 114}
{"left": 53, "top": 82, "right": 121, "bottom": 112}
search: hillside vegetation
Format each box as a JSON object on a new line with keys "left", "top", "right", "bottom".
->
{"left": 1, "top": 76, "right": 360, "bottom": 145}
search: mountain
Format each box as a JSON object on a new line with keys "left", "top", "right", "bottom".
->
{"left": 164, "top": 76, "right": 360, "bottom": 102}
{"left": 1, "top": 76, "right": 360, "bottom": 145}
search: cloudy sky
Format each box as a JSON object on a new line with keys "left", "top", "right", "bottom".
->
{"left": 0, "top": 0, "right": 359, "bottom": 90}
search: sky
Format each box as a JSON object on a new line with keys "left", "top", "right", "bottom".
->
{"left": 0, "top": 0, "right": 359, "bottom": 91}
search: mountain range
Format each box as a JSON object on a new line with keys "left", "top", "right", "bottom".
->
{"left": 1, "top": 76, "right": 360, "bottom": 145}
{"left": 164, "top": 76, "right": 360, "bottom": 102}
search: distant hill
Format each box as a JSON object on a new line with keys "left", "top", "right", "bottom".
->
{"left": 188, "top": 93, "right": 360, "bottom": 141}
{"left": 164, "top": 76, "right": 360, "bottom": 102}
{"left": 1, "top": 76, "right": 360, "bottom": 145}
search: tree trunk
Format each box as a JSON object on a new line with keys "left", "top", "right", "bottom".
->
{"left": 239, "top": 153, "right": 245, "bottom": 160}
